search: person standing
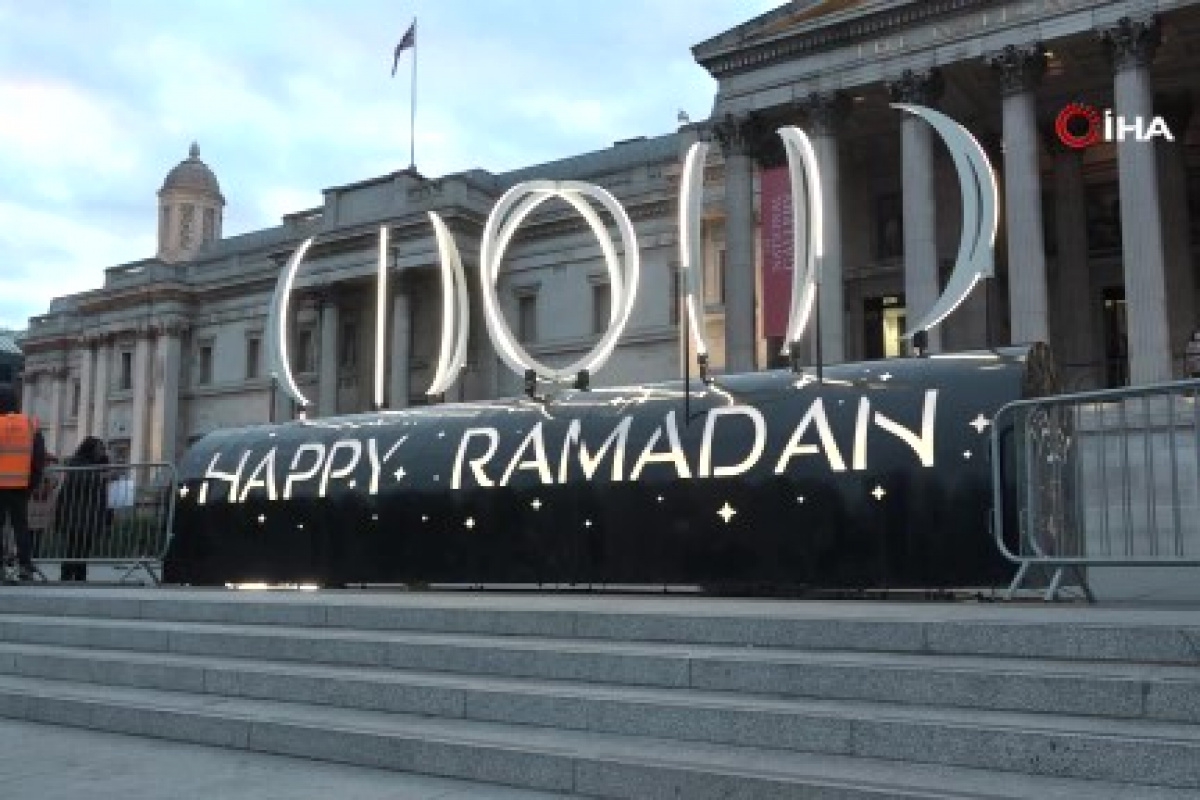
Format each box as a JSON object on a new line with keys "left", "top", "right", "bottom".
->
{"left": 0, "top": 386, "right": 46, "bottom": 581}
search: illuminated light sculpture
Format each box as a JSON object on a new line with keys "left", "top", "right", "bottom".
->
{"left": 777, "top": 126, "right": 824, "bottom": 354}
{"left": 374, "top": 226, "right": 390, "bottom": 408}
{"left": 426, "top": 212, "right": 471, "bottom": 398}
{"left": 890, "top": 103, "right": 999, "bottom": 338}
{"left": 678, "top": 142, "right": 711, "bottom": 361}
{"left": 266, "top": 236, "right": 317, "bottom": 410}
{"left": 478, "top": 180, "right": 639, "bottom": 383}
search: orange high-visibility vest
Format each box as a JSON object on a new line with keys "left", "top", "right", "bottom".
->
{"left": 0, "top": 413, "right": 37, "bottom": 489}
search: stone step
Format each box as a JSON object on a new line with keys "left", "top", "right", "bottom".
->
{"left": 5, "top": 589, "right": 1200, "bottom": 663}
{"left": 0, "top": 673, "right": 1193, "bottom": 800}
{"left": 2, "top": 642, "right": 1199, "bottom": 787}
{"left": 4, "top": 613, "right": 1199, "bottom": 723}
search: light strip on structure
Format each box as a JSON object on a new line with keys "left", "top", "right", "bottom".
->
{"left": 890, "top": 103, "right": 998, "bottom": 338}
{"left": 678, "top": 141, "right": 710, "bottom": 357}
{"left": 778, "top": 126, "right": 824, "bottom": 350}
{"left": 266, "top": 236, "right": 316, "bottom": 409}
{"left": 374, "top": 226, "right": 389, "bottom": 409}
{"left": 478, "top": 179, "right": 639, "bottom": 383}
{"left": 427, "top": 211, "right": 471, "bottom": 397}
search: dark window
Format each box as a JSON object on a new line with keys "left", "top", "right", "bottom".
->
{"left": 119, "top": 351, "right": 133, "bottom": 391}
{"left": 592, "top": 283, "right": 611, "bottom": 335}
{"left": 71, "top": 380, "right": 81, "bottom": 418}
{"left": 296, "top": 328, "right": 315, "bottom": 373}
{"left": 245, "top": 336, "right": 261, "bottom": 380}
{"left": 340, "top": 322, "right": 358, "bottom": 368}
{"left": 197, "top": 343, "right": 213, "bottom": 385}
{"left": 203, "top": 208, "right": 217, "bottom": 243}
{"left": 518, "top": 295, "right": 537, "bottom": 343}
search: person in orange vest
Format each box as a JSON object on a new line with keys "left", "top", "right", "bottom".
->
{"left": 0, "top": 386, "right": 47, "bottom": 581}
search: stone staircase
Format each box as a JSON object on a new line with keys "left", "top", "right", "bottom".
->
{"left": 0, "top": 588, "right": 1198, "bottom": 798}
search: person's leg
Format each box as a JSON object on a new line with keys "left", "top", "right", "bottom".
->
{"left": 7, "top": 491, "right": 34, "bottom": 575}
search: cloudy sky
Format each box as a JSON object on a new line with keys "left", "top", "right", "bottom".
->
{"left": 0, "top": 0, "right": 780, "bottom": 331}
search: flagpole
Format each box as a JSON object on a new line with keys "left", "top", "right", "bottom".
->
{"left": 409, "top": 18, "right": 418, "bottom": 171}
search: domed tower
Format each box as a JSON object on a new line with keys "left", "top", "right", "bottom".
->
{"left": 157, "top": 142, "right": 225, "bottom": 263}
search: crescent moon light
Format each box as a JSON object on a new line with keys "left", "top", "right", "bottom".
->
{"left": 890, "top": 103, "right": 999, "bottom": 338}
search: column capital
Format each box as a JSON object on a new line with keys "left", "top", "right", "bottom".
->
{"left": 796, "top": 91, "right": 851, "bottom": 137}
{"left": 986, "top": 43, "right": 1047, "bottom": 96}
{"left": 886, "top": 68, "right": 944, "bottom": 106}
{"left": 1099, "top": 15, "right": 1160, "bottom": 72}
{"left": 710, "top": 113, "right": 769, "bottom": 159}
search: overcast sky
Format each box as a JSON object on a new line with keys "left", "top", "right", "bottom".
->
{"left": 0, "top": 0, "right": 780, "bottom": 331}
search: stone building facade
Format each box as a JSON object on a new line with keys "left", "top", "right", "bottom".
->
{"left": 20, "top": 0, "right": 1200, "bottom": 464}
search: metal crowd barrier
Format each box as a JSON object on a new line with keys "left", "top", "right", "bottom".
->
{"left": 990, "top": 379, "right": 1200, "bottom": 601}
{"left": 24, "top": 462, "right": 177, "bottom": 584}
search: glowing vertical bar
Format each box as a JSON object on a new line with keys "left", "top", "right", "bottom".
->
{"left": 374, "top": 226, "right": 389, "bottom": 408}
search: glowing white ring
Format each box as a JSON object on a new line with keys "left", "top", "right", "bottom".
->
{"left": 891, "top": 103, "right": 999, "bottom": 337}
{"left": 778, "top": 126, "right": 824, "bottom": 351}
{"left": 427, "top": 211, "right": 471, "bottom": 396}
{"left": 678, "top": 142, "right": 710, "bottom": 357}
{"left": 266, "top": 237, "right": 316, "bottom": 409}
{"left": 479, "top": 180, "right": 639, "bottom": 382}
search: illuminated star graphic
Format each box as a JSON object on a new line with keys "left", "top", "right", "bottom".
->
{"left": 584, "top": 519, "right": 593, "bottom": 528}
{"left": 437, "top": 431, "right": 446, "bottom": 438}
{"left": 796, "top": 496, "right": 805, "bottom": 504}
{"left": 880, "top": 372, "right": 893, "bottom": 382}
{"left": 297, "top": 523, "right": 304, "bottom": 530}
{"left": 465, "top": 517, "right": 476, "bottom": 529}
{"left": 257, "top": 514, "right": 266, "bottom": 524}
{"left": 970, "top": 414, "right": 990, "bottom": 434}
{"left": 394, "top": 467, "right": 406, "bottom": 481}
{"left": 348, "top": 480, "right": 357, "bottom": 489}
{"left": 656, "top": 495, "right": 664, "bottom": 503}
{"left": 531, "top": 498, "right": 543, "bottom": 510}
{"left": 178, "top": 485, "right": 189, "bottom": 499}
{"left": 717, "top": 502, "right": 737, "bottom": 524}
{"left": 421, "top": 515, "right": 428, "bottom": 522}
{"left": 871, "top": 485, "right": 887, "bottom": 501}
{"left": 371, "top": 514, "right": 378, "bottom": 521}
{"left": 963, "top": 450, "right": 973, "bottom": 460}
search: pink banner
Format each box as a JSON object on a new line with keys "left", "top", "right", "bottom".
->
{"left": 759, "top": 166, "right": 794, "bottom": 339}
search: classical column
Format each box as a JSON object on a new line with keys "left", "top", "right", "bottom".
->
{"left": 888, "top": 69, "right": 944, "bottom": 353}
{"left": 20, "top": 373, "right": 35, "bottom": 416}
{"left": 1101, "top": 16, "right": 1170, "bottom": 384}
{"left": 129, "top": 331, "right": 152, "bottom": 464}
{"left": 1051, "top": 144, "right": 1098, "bottom": 389}
{"left": 76, "top": 338, "right": 95, "bottom": 444}
{"left": 149, "top": 324, "right": 183, "bottom": 463}
{"left": 47, "top": 367, "right": 65, "bottom": 456}
{"left": 1157, "top": 95, "right": 1196, "bottom": 372}
{"left": 318, "top": 295, "right": 339, "bottom": 416}
{"left": 91, "top": 337, "right": 111, "bottom": 440}
{"left": 713, "top": 113, "right": 760, "bottom": 372}
{"left": 389, "top": 286, "right": 412, "bottom": 407}
{"left": 802, "top": 92, "right": 849, "bottom": 364}
{"left": 988, "top": 44, "right": 1050, "bottom": 345}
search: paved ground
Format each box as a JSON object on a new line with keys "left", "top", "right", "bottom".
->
{"left": 0, "top": 718, "right": 576, "bottom": 800}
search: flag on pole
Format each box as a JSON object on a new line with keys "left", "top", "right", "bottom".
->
{"left": 391, "top": 20, "right": 416, "bottom": 76}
